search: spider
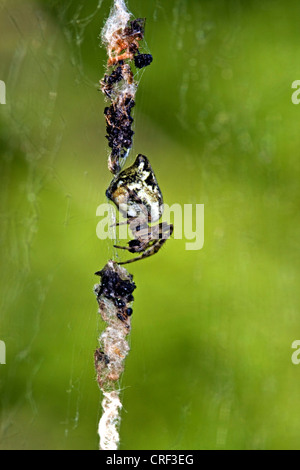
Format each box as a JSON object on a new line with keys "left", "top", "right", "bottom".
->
{"left": 106, "top": 154, "right": 173, "bottom": 265}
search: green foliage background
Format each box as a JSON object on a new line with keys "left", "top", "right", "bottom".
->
{"left": 1, "top": 0, "right": 300, "bottom": 450}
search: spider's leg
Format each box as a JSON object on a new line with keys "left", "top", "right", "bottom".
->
{"left": 118, "top": 223, "right": 174, "bottom": 264}
{"left": 110, "top": 220, "right": 129, "bottom": 228}
{"left": 113, "top": 244, "right": 132, "bottom": 251}
{"left": 145, "top": 222, "right": 174, "bottom": 241}
{"left": 114, "top": 239, "right": 144, "bottom": 253}
{"left": 117, "top": 237, "right": 168, "bottom": 265}
{"left": 161, "top": 222, "right": 174, "bottom": 233}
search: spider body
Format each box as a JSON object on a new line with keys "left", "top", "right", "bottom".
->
{"left": 106, "top": 154, "right": 173, "bottom": 264}
{"left": 106, "top": 154, "right": 163, "bottom": 221}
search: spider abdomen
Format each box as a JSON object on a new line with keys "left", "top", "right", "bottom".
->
{"left": 106, "top": 154, "right": 164, "bottom": 222}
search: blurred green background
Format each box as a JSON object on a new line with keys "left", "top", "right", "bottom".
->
{"left": 1, "top": 0, "right": 300, "bottom": 450}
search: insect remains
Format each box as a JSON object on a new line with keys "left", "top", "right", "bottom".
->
{"left": 100, "top": 16, "right": 153, "bottom": 175}
{"left": 95, "top": 262, "right": 136, "bottom": 325}
{"left": 103, "top": 89, "right": 136, "bottom": 174}
{"left": 106, "top": 154, "right": 173, "bottom": 264}
{"left": 106, "top": 18, "right": 151, "bottom": 67}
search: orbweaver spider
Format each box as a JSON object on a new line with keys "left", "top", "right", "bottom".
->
{"left": 106, "top": 154, "right": 173, "bottom": 265}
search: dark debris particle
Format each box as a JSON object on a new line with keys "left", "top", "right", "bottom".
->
{"left": 106, "top": 66, "right": 123, "bottom": 85}
{"left": 101, "top": 66, "right": 124, "bottom": 98}
{"left": 115, "top": 298, "right": 126, "bottom": 308}
{"left": 134, "top": 54, "right": 153, "bottom": 69}
{"left": 117, "top": 312, "right": 126, "bottom": 322}
{"left": 94, "top": 349, "right": 110, "bottom": 367}
{"left": 125, "top": 18, "right": 146, "bottom": 38}
{"left": 95, "top": 265, "right": 136, "bottom": 302}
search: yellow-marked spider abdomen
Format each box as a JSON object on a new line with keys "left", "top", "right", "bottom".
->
{"left": 106, "top": 154, "right": 164, "bottom": 223}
